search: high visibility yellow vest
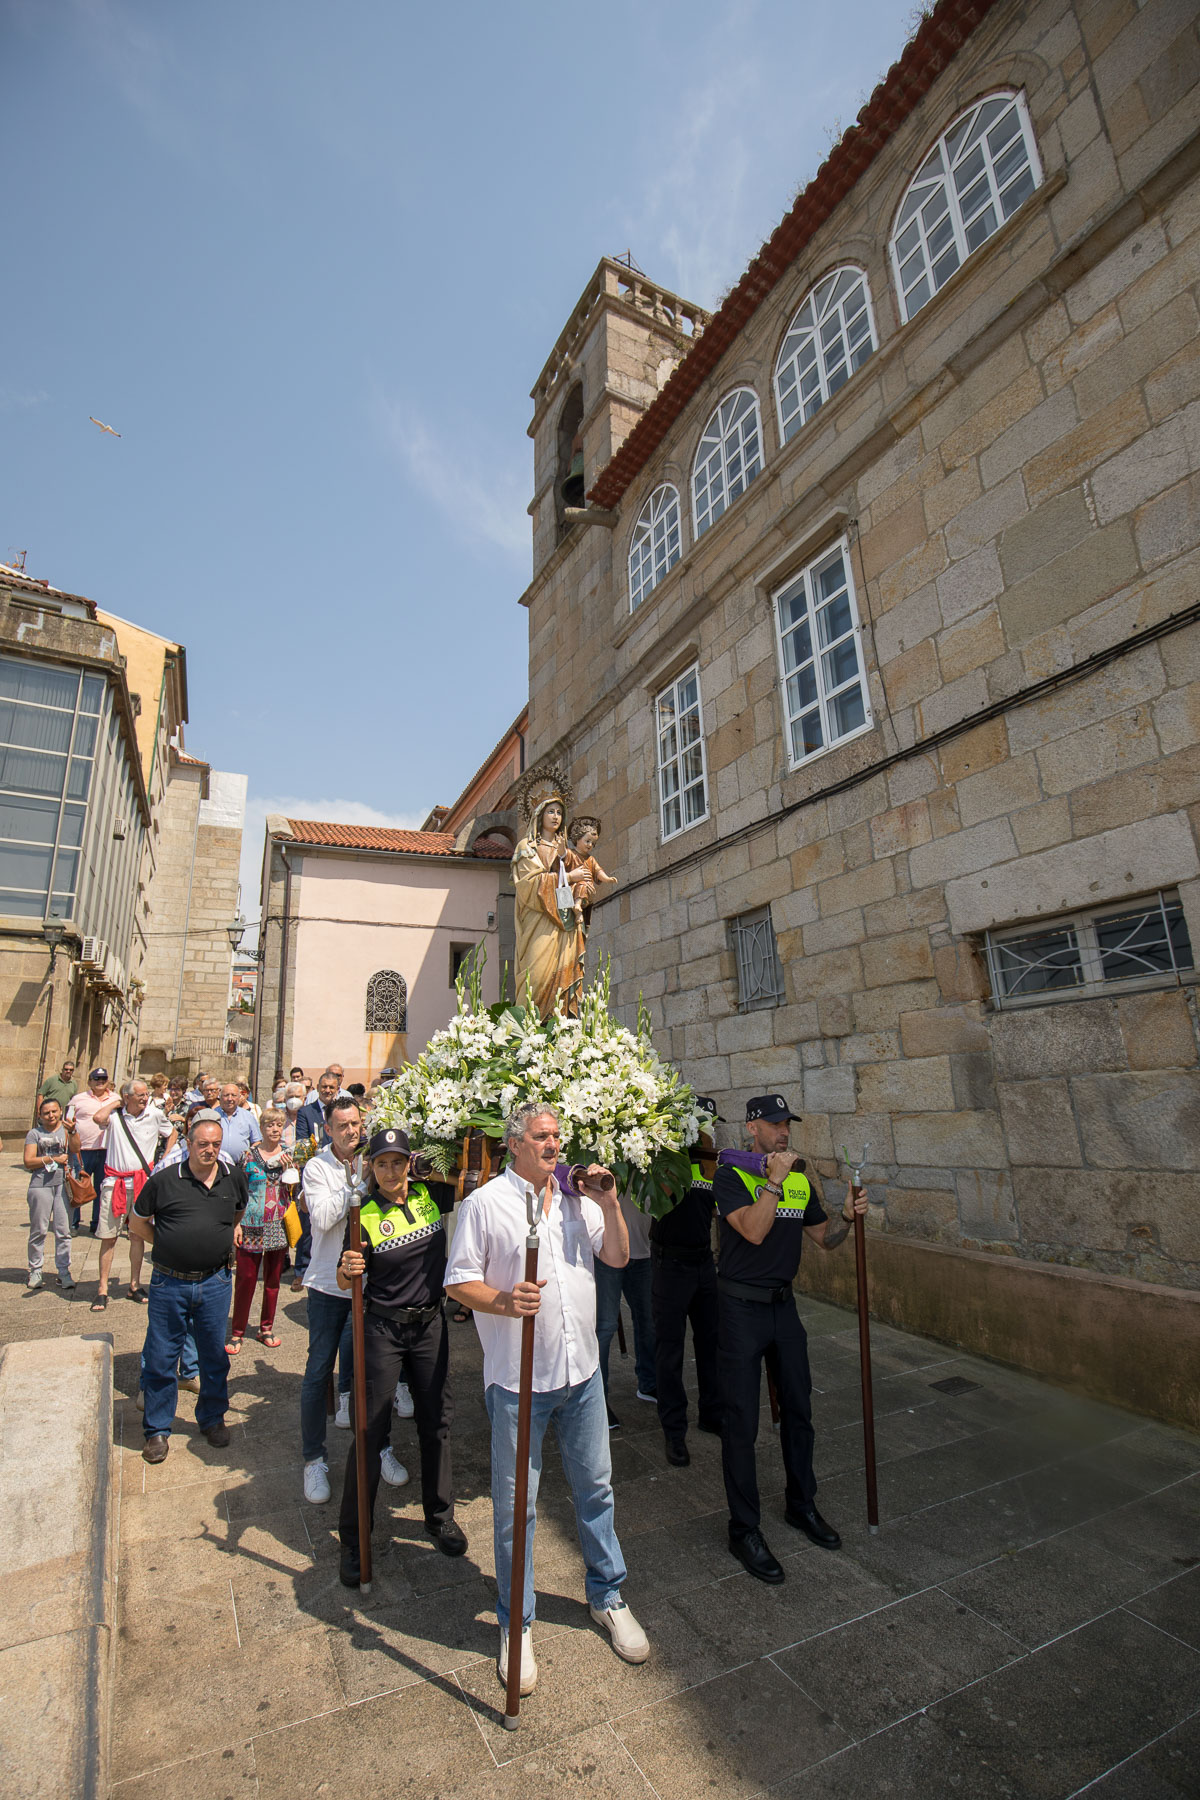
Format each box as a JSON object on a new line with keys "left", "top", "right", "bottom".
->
{"left": 359, "top": 1182, "right": 441, "bottom": 1247}
{"left": 729, "top": 1163, "right": 812, "bottom": 1220}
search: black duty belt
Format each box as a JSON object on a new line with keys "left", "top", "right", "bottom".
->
{"left": 153, "top": 1260, "right": 230, "bottom": 1282}
{"left": 366, "top": 1299, "right": 442, "bottom": 1325}
{"left": 652, "top": 1242, "right": 713, "bottom": 1267}
{"left": 718, "top": 1276, "right": 795, "bottom": 1305}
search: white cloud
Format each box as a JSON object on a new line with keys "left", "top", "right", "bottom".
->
{"left": 376, "top": 396, "right": 531, "bottom": 562}
{"left": 236, "top": 792, "right": 429, "bottom": 945}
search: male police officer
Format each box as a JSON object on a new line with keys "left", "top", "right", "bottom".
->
{"left": 715, "top": 1093, "right": 867, "bottom": 1583}
{"left": 650, "top": 1100, "right": 723, "bottom": 1467}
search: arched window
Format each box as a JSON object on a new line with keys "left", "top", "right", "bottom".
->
{"left": 365, "top": 969, "right": 406, "bottom": 1032}
{"left": 774, "top": 267, "right": 877, "bottom": 443}
{"left": 628, "top": 483, "right": 683, "bottom": 610}
{"left": 691, "top": 388, "right": 762, "bottom": 538}
{"left": 890, "top": 90, "right": 1042, "bottom": 322}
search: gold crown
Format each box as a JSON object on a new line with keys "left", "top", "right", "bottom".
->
{"left": 517, "top": 762, "right": 574, "bottom": 827}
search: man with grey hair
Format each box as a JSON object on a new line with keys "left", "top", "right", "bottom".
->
{"left": 446, "top": 1101, "right": 649, "bottom": 1696}
{"left": 90, "top": 1078, "right": 176, "bottom": 1310}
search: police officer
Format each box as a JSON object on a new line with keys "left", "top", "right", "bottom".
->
{"left": 650, "top": 1100, "right": 723, "bottom": 1467}
{"left": 715, "top": 1094, "right": 867, "bottom": 1583}
{"left": 336, "top": 1127, "right": 467, "bottom": 1587}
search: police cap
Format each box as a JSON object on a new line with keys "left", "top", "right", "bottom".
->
{"left": 366, "top": 1127, "right": 410, "bottom": 1159}
{"left": 745, "top": 1093, "right": 799, "bottom": 1123}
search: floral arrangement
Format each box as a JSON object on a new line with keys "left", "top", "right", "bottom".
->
{"left": 367, "top": 956, "right": 707, "bottom": 1217}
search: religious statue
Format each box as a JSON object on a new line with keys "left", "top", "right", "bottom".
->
{"left": 511, "top": 770, "right": 618, "bottom": 1020}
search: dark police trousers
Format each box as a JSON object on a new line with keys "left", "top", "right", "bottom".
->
{"left": 651, "top": 1246, "right": 722, "bottom": 1439}
{"left": 339, "top": 1305, "right": 454, "bottom": 1551}
{"left": 718, "top": 1289, "right": 816, "bottom": 1537}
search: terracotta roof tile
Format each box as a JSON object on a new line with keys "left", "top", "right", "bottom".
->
{"left": 587, "top": 0, "right": 1000, "bottom": 512}
{"left": 285, "top": 818, "right": 498, "bottom": 858}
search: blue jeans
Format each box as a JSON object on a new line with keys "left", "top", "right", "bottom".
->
{"left": 486, "top": 1367, "right": 626, "bottom": 1627}
{"left": 595, "top": 1256, "right": 657, "bottom": 1397}
{"left": 142, "top": 1269, "right": 232, "bottom": 1438}
{"left": 80, "top": 1148, "right": 106, "bottom": 1232}
{"left": 139, "top": 1327, "right": 198, "bottom": 1389}
{"left": 300, "top": 1287, "right": 353, "bottom": 1464}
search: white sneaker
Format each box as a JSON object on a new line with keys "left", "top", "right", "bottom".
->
{"left": 303, "top": 1458, "right": 331, "bottom": 1503}
{"left": 589, "top": 1601, "right": 649, "bottom": 1663}
{"left": 497, "top": 1624, "right": 537, "bottom": 1696}
{"left": 380, "top": 1446, "right": 410, "bottom": 1487}
{"left": 334, "top": 1393, "right": 351, "bottom": 1429}
{"left": 24, "top": 1272, "right": 42, "bottom": 1292}
{"left": 393, "top": 1380, "right": 414, "bottom": 1419}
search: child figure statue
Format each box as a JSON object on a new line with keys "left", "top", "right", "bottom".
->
{"left": 564, "top": 815, "right": 617, "bottom": 935}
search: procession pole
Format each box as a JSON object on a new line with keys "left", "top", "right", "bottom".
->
{"left": 503, "top": 1175, "right": 545, "bottom": 1729}
{"left": 843, "top": 1144, "right": 878, "bottom": 1533}
{"left": 348, "top": 1163, "right": 374, "bottom": 1592}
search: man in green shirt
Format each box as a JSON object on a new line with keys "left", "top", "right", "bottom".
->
{"left": 39, "top": 1059, "right": 78, "bottom": 1112}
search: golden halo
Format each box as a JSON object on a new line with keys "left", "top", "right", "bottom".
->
{"left": 517, "top": 763, "right": 574, "bottom": 827}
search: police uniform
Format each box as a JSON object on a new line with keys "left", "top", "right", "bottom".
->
{"left": 338, "top": 1129, "right": 461, "bottom": 1569}
{"left": 650, "top": 1102, "right": 723, "bottom": 1458}
{"left": 715, "top": 1095, "right": 827, "bottom": 1555}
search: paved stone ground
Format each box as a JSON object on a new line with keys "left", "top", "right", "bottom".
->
{"left": 2, "top": 1153, "right": 1198, "bottom": 1799}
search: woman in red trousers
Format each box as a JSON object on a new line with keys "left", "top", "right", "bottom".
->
{"left": 228, "top": 1106, "right": 292, "bottom": 1351}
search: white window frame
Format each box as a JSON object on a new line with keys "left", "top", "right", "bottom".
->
{"left": 691, "top": 388, "right": 763, "bottom": 539}
{"left": 774, "top": 266, "right": 878, "bottom": 444}
{"left": 889, "top": 89, "right": 1043, "bottom": 323}
{"left": 628, "top": 483, "right": 683, "bottom": 611}
{"left": 655, "top": 663, "right": 709, "bottom": 842}
{"left": 983, "top": 890, "right": 1195, "bottom": 1011}
{"left": 772, "top": 536, "right": 873, "bottom": 770}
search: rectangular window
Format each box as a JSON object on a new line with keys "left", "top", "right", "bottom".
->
{"left": 984, "top": 891, "right": 1195, "bottom": 1009}
{"left": 731, "top": 906, "right": 785, "bottom": 1011}
{"left": 449, "top": 942, "right": 478, "bottom": 986}
{"left": 773, "top": 538, "right": 872, "bottom": 768}
{"left": 0, "top": 653, "right": 96, "bottom": 920}
{"left": 655, "top": 664, "right": 709, "bottom": 841}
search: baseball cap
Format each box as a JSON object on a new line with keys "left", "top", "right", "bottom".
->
{"left": 89, "top": 1066, "right": 109, "bottom": 1081}
{"left": 366, "top": 1127, "right": 410, "bottom": 1158}
{"left": 745, "top": 1093, "right": 799, "bottom": 1123}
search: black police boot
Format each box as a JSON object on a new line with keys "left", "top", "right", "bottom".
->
{"left": 784, "top": 1504, "right": 842, "bottom": 1549}
{"left": 729, "top": 1529, "right": 785, "bottom": 1584}
{"left": 665, "top": 1435, "right": 690, "bottom": 1467}
{"left": 339, "top": 1542, "right": 361, "bottom": 1588}
{"left": 426, "top": 1518, "right": 468, "bottom": 1557}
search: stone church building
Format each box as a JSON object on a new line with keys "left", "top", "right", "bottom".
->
{"left": 519, "top": 0, "right": 1200, "bottom": 1424}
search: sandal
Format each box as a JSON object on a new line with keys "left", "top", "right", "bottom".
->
{"left": 91, "top": 1294, "right": 109, "bottom": 1312}
{"left": 225, "top": 1336, "right": 243, "bottom": 1355}
{"left": 127, "top": 1284, "right": 146, "bottom": 1303}
{"left": 257, "top": 1329, "right": 281, "bottom": 1349}
{"left": 453, "top": 1307, "right": 470, "bottom": 1323}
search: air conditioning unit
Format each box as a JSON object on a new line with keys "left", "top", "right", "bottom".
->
{"left": 112, "top": 817, "right": 127, "bottom": 840}
{"left": 79, "top": 936, "right": 100, "bottom": 968}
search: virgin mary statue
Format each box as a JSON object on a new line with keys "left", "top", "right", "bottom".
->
{"left": 512, "top": 786, "right": 585, "bottom": 1020}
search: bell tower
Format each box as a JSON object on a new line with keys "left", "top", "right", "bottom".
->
{"left": 527, "top": 258, "right": 709, "bottom": 577}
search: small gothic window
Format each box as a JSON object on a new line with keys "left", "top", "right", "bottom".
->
{"left": 365, "top": 969, "right": 406, "bottom": 1032}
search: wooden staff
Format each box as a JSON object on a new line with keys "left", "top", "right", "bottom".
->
{"left": 503, "top": 1175, "right": 545, "bottom": 1730}
{"left": 348, "top": 1173, "right": 374, "bottom": 1592}
{"left": 843, "top": 1144, "right": 878, "bottom": 1533}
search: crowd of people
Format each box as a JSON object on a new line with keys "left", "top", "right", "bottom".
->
{"left": 21, "top": 1055, "right": 867, "bottom": 1693}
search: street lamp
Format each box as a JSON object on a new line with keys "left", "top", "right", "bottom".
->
{"left": 226, "top": 914, "right": 246, "bottom": 954}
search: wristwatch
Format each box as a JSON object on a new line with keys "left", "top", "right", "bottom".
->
{"left": 763, "top": 1181, "right": 783, "bottom": 1197}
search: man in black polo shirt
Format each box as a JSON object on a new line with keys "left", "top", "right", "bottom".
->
{"left": 130, "top": 1109, "right": 249, "bottom": 1465}
{"left": 715, "top": 1093, "right": 867, "bottom": 1584}
{"left": 650, "top": 1099, "right": 723, "bottom": 1468}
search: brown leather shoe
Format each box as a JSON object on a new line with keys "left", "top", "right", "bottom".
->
{"left": 178, "top": 1376, "right": 201, "bottom": 1393}
{"left": 142, "top": 1434, "right": 169, "bottom": 1464}
{"left": 203, "top": 1421, "right": 231, "bottom": 1447}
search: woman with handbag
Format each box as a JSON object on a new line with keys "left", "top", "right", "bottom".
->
{"left": 227, "top": 1107, "right": 292, "bottom": 1351}
{"left": 23, "top": 1098, "right": 80, "bottom": 1292}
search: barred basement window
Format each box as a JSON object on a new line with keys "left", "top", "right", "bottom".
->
{"left": 984, "top": 891, "right": 1195, "bottom": 1010}
{"left": 629, "top": 483, "right": 683, "bottom": 611}
{"left": 365, "top": 968, "right": 406, "bottom": 1031}
{"left": 692, "top": 388, "right": 762, "bottom": 538}
{"left": 890, "top": 89, "right": 1042, "bottom": 323}
{"left": 774, "top": 266, "right": 877, "bottom": 443}
{"left": 731, "top": 906, "right": 785, "bottom": 1012}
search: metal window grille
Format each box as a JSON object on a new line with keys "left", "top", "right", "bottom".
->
{"left": 731, "top": 907, "right": 785, "bottom": 1012}
{"left": 692, "top": 388, "right": 763, "bottom": 538}
{"left": 365, "top": 968, "right": 407, "bottom": 1031}
{"left": 629, "top": 483, "right": 683, "bottom": 610}
{"left": 774, "top": 266, "right": 878, "bottom": 443}
{"left": 773, "top": 538, "right": 872, "bottom": 768}
{"left": 890, "top": 90, "right": 1042, "bottom": 322}
{"left": 656, "top": 664, "right": 709, "bottom": 841}
{"left": 983, "top": 891, "right": 1194, "bottom": 1010}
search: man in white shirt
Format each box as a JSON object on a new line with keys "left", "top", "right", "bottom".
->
{"left": 91, "top": 1079, "right": 176, "bottom": 1309}
{"left": 298, "top": 1095, "right": 362, "bottom": 1504}
{"left": 446, "top": 1101, "right": 650, "bottom": 1694}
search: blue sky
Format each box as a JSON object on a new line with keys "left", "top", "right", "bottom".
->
{"left": 3, "top": 0, "right": 917, "bottom": 919}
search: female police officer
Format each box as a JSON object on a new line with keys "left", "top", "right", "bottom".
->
{"left": 335, "top": 1126, "right": 467, "bottom": 1586}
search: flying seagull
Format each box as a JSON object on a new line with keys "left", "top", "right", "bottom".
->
{"left": 89, "top": 416, "right": 121, "bottom": 437}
